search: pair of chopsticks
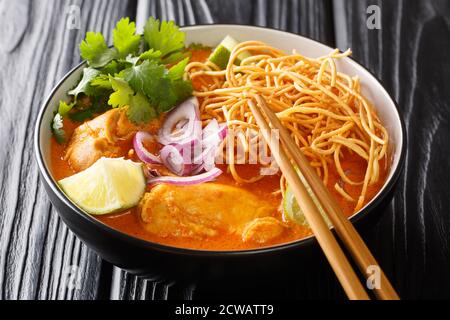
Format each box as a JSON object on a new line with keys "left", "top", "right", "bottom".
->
{"left": 248, "top": 95, "right": 399, "bottom": 300}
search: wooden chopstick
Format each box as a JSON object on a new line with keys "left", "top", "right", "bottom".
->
{"left": 252, "top": 95, "right": 399, "bottom": 300}
{"left": 248, "top": 99, "right": 369, "bottom": 300}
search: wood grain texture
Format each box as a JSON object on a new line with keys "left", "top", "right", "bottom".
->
{"left": 1, "top": 0, "right": 449, "bottom": 300}
{"left": 0, "top": 0, "right": 136, "bottom": 300}
{"left": 205, "top": 0, "right": 335, "bottom": 46}
{"left": 333, "top": 0, "right": 450, "bottom": 299}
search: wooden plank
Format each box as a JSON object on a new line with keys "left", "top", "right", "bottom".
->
{"left": 333, "top": 0, "right": 450, "bottom": 299}
{"left": 110, "top": 0, "right": 339, "bottom": 300}
{"left": 204, "top": 0, "right": 335, "bottom": 46}
{"left": 0, "top": 0, "right": 135, "bottom": 300}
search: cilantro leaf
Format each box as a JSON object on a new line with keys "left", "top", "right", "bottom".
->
{"left": 107, "top": 76, "right": 157, "bottom": 123}
{"left": 168, "top": 57, "right": 189, "bottom": 80}
{"left": 127, "top": 92, "right": 156, "bottom": 124}
{"left": 123, "top": 59, "right": 166, "bottom": 94}
{"left": 69, "top": 96, "right": 111, "bottom": 122}
{"left": 125, "top": 55, "right": 140, "bottom": 65}
{"left": 170, "top": 80, "right": 193, "bottom": 109}
{"left": 139, "top": 48, "right": 162, "bottom": 62}
{"left": 52, "top": 113, "right": 66, "bottom": 144}
{"left": 80, "top": 32, "right": 117, "bottom": 68}
{"left": 123, "top": 60, "right": 176, "bottom": 111}
{"left": 58, "top": 100, "right": 76, "bottom": 117}
{"left": 68, "top": 67, "right": 101, "bottom": 98}
{"left": 143, "top": 17, "right": 185, "bottom": 58}
{"left": 125, "top": 49, "right": 162, "bottom": 67}
{"left": 102, "top": 60, "right": 130, "bottom": 76}
{"left": 113, "top": 17, "right": 141, "bottom": 58}
{"left": 68, "top": 109, "right": 95, "bottom": 122}
{"left": 108, "top": 77, "right": 134, "bottom": 108}
{"left": 123, "top": 58, "right": 192, "bottom": 114}
{"left": 153, "top": 79, "right": 192, "bottom": 114}
{"left": 90, "top": 74, "right": 113, "bottom": 90}
{"left": 161, "top": 50, "right": 191, "bottom": 65}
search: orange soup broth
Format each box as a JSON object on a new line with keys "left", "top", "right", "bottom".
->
{"left": 50, "top": 127, "right": 388, "bottom": 251}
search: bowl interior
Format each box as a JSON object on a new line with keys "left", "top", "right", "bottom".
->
{"left": 37, "top": 25, "right": 403, "bottom": 246}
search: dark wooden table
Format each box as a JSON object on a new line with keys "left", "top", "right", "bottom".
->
{"left": 1, "top": 0, "right": 449, "bottom": 300}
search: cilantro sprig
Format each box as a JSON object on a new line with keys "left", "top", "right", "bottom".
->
{"left": 143, "top": 17, "right": 185, "bottom": 59}
{"left": 52, "top": 17, "right": 192, "bottom": 143}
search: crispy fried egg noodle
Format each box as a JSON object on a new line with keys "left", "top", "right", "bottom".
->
{"left": 186, "top": 41, "right": 388, "bottom": 211}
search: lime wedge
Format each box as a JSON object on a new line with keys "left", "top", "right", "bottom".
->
{"left": 283, "top": 171, "right": 332, "bottom": 227}
{"left": 283, "top": 185, "right": 308, "bottom": 226}
{"left": 209, "top": 35, "right": 251, "bottom": 69}
{"left": 58, "top": 157, "right": 146, "bottom": 215}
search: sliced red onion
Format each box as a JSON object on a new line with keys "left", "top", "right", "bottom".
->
{"left": 146, "top": 168, "right": 161, "bottom": 178}
{"left": 173, "top": 137, "right": 201, "bottom": 159}
{"left": 133, "top": 131, "right": 161, "bottom": 164}
{"left": 203, "top": 118, "right": 219, "bottom": 134}
{"left": 153, "top": 96, "right": 228, "bottom": 177}
{"left": 202, "top": 146, "right": 218, "bottom": 171}
{"left": 202, "top": 122, "right": 228, "bottom": 149}
{"left": 192, "top": 144, "right": 216, "bottom": 169}
{"left": 148, "top": 167, "right": 222, "bottom": 186}
{"left": 190, "top": 164, "right": 205, "bottom": 175}
{"left": 217, "top": 123, "right": 228, "bottom": 140}
{"left": 160, "top": 145, "right": 194, "bottom": 176}
{"left": 175, "top": 118, "right": 189, "bottom": 130}
{"left": 171, "top": 138, "right": 202, "bottom": 172}
{"left": 203, "top": 120, "right": 228, "bottom": 141}
{"left": 158, "top": 97, "right": 201, "bottom": 145}
{"left": 194, "top": 120, "right": 228, "bottom": 169}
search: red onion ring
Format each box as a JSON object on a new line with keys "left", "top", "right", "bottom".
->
{"left": 160, "top": 144, "right": 194, "bottom": 176}
{"left": 142, "top": 97, "right": 228, "bottom": 177}
{"left": 158, "top": 97, "right": 201, "bottom": 145}
{"left": 148, "top": 167, "right": 223, "bottom": 186}
{"left": 191, "top": 120, "right": 228, "bottom": 172}
{"left": 133, "top": 131, "right": 161, "bottom": 164}
{"left": 203, "top": 119, "right": 228, "bottom": 141}
{"left": 217, "top": 123, "right": 228, "bottom": 140}
{"left": 190, "top": 164, "right": 205, "bottom": 175}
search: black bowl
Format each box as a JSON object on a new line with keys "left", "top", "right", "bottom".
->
{"left": 34, "top": 25, "right": 407, "bottom": 280}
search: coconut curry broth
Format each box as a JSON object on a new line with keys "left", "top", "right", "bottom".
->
{"left": 50, "top": 121, "right": 387, "bottom": 251}
{"left": 50, "top": 48, "right": 388, "bottom": 250}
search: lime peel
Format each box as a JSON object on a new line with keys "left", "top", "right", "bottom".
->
{"left": 283, "top": 169, "right": 332, "bottom": 227}
{"left": 58, "top": 157, "right": 146, "bottom": 215}
{"left": 208, "top": 35, "right": 251, "bottom": 69}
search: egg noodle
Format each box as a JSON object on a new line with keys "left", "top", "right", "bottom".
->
{"left": 185, "top": 41, "right": 388, "bottom": 211}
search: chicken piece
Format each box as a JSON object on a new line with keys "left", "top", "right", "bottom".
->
{"left": 242, "top": 217, "right": 285, "bottom": 243}
{"left": 65, "top": 108, "right": 159, "bottom": 172}
{"left": 139, "top": 183, "right": 286, "bottom": 243}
